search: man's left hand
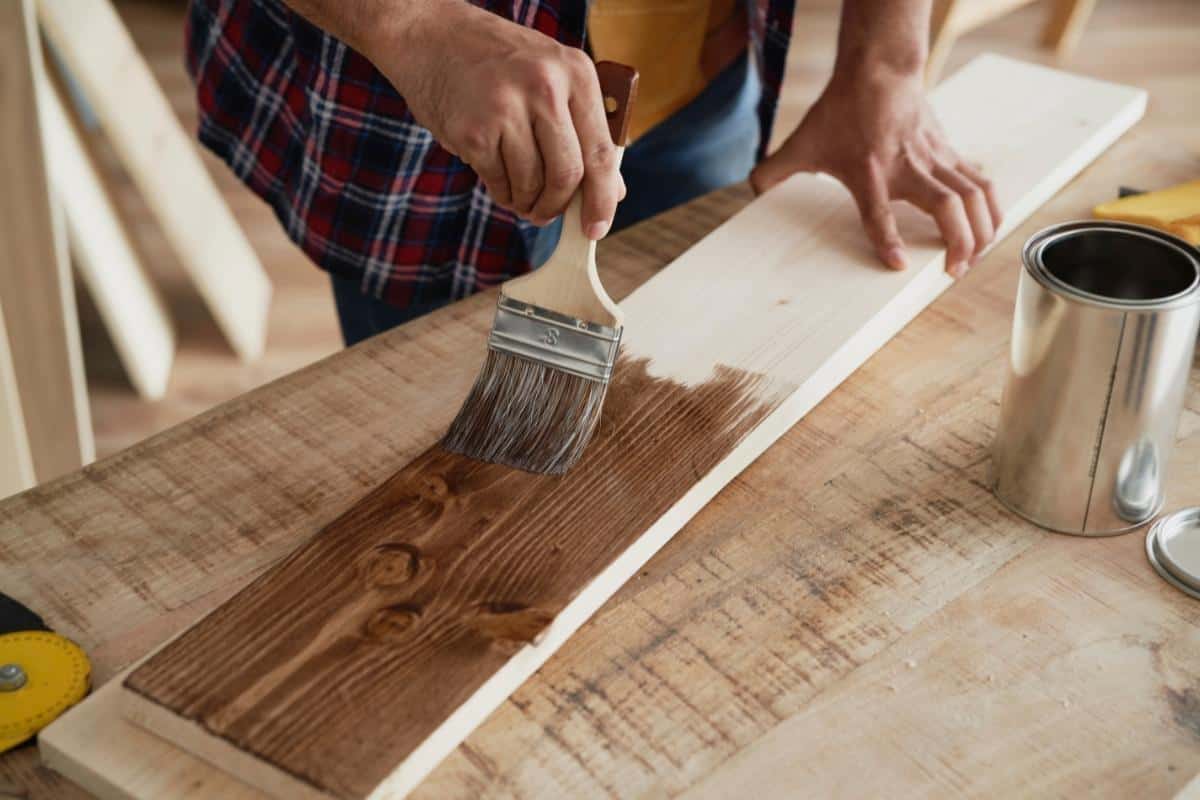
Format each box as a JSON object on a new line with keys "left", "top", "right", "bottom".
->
{"left": 751, "top": 66, "right": 1002, "bottom": 278}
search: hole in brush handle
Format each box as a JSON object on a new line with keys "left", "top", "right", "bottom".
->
{"left": 595, "top": 61, "right": 639, "bottom": 146}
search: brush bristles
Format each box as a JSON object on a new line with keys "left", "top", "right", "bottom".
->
{"left": 443, "top": 350, "right": 610, "bottom": 475}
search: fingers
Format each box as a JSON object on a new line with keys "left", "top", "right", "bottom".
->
{"left": 749, "top": 151, "right": 791, "bottom": 196}
{"left": 931, "top": 160, "right": 994, "bottom": 265}
{"left": 568, "top": 58, "right": 621, "bottom": 240}
{"left": 530, "top": 111, "right": 583, "bottom": 225}
{"left": 850, "top": 161, "right": 907, "bottom": 271}
{"left": 899, "top": 163, "right": 975, "bottom": 278}
{"left": 472, "top": 138, "right": 511, "bottom": 209}
{"left": 500, "top": 116, "right": 544, "bottom": 218}
{"left": 956, "top": 160, "right": 1003, "bottom": 233}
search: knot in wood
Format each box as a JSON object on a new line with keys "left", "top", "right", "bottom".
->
{"left": 363, "top": 542, "right": 424, "bottom": 587}
{"left": 466, "top": 602, "right": 554, "bottom": 649}
{"left": 418, "top": 475, "right": 450, "bottom": 502}
{"left": 364, "top": 603, "right": 423, "bottom": 641}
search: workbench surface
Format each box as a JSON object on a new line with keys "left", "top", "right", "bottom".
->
{"left": 3, "top": 131, "right": 1199, "bottom": 798}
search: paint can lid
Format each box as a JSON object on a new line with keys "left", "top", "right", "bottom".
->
{"left": 1146, "top": 507, "right": 1200, "bottom": 599}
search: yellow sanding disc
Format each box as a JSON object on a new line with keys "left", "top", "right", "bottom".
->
{"left": 0, "top": 631, "right": 90, "bottom": 753}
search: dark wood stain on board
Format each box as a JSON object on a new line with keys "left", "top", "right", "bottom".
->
{"left": 124, "top": 355, "right": 779, "bottom": 799}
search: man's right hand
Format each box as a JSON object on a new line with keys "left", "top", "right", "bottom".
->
{"left": 363, "top": 1, "right": 624, "bottom": 240}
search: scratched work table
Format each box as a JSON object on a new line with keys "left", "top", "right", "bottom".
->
{"left": 2, "top": 128, "right": 1199, "bottom": 799}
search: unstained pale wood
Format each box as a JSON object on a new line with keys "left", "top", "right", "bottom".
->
{"left": 36, "top": 0, "right": 272, "bottom": 362}
{"left": 0, "top": 0, "right": 93, "bottom": 483}
{"left": 41, "top": 78, "right": 175, "bottom": 400}
{"left": 109, "top": 56, "right": 1146, "bottom": 800}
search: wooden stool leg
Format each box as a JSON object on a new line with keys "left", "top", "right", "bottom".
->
{"left": 42, "top": 78, "right": 176, "bottom": 400}
{"left": 1043, "top": 0, "right": 1098, "bottom": 58}
{"left": 0, "top": 0, "right": 93, "bottom": 484}
{"left": 0, "top": 297, "right": 35, "bottom": 499}
{"left": 927, "top": 0, "right": 964, "bottom": 85}
{"left": 37, "top": 0, "right": 272, "bottom": 362}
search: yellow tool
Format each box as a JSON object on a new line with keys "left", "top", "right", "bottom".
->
{"left": 1094, "top": 178, "right": 1200, "bottom": 245}
{"left": 0, "top": 631, "right": 90, "bottom": 753}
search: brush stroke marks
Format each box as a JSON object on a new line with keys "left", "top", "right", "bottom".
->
{"left": 124, "top": 355, "right": 780, "bottom": 798}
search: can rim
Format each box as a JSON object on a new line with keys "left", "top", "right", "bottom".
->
{"left": 1145, "top": 507, "right": 1200, "bottom": 600}
{"left": 1023, "top": 221, "right": 1200, "bottom": 311}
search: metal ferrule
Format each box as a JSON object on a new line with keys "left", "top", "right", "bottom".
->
{"left": 488, "top": 295, "right": 622, "bottom": 382}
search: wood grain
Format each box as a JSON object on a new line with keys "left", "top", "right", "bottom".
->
{"left": 23, "top": 140, "right": 1200, "bottom": 800}
{"left": 28, "top": 185, "right": 747, "bottom": 800}
{"left": 125, "top": 360, "right": 773, "bottom": 798}
{"left": 110, "top": 56, "right": 1145, "bottom": 799}
{"left": 7, "top": 2, "right": 1200, "bottom": 798}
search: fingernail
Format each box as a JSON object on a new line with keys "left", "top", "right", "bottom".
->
{"left": 885, "top": 247, "right": 908, "bottom": 270}
{"left": 586, "top": 220, "right": 611, "bottom": 240}
{"left": 949, "top": 261, "right": 966, "bottom": 279}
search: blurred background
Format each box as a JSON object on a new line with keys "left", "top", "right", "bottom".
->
{"left": 1, "top": 0, "right": 1197, "bottom": 492}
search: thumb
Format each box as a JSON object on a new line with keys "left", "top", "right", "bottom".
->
{"left": 749, "top": 148, "right": 798, "bottom": 196}
{"left": 749, "top": 125, "right": 823, "bottom": 196}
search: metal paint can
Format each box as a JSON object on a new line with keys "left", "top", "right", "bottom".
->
{"left": 992, "top": 221, "right": 1200, "bottom": 535}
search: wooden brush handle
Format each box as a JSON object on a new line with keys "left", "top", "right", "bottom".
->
{"left": 501, "top": 61, "right": 638, "bottom": 327}
{"left": 596, "top": 61, "right": 639, "bottom": 147}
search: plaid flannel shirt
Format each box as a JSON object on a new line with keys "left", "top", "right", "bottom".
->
{"left": 186, "top": 0, "right": 795, "bottom": 307}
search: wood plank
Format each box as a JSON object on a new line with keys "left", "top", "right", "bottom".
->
{"left": 0, "top": 295, "right": 36, "bottom": 498}
{"left": 0, "top": 0, "right": 93, "bottom": 482}
{"left": 36, "top": 0, "right": 272, "bottom": 362}
{"left": 113, "top": 56, "right": 1146, "bottom": 799}
{"left": 40, "top": 668, "right": 268, "bottom": 800}
{"left": 31, "top": 185, "right": 747, "bottom": 800}
{"left": 41, "top": 78, "right": 176, "bottom": 400}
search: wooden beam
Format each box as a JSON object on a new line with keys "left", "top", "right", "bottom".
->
{"left": 0, "top": 296, "right": 35, "bottom": 499}
{"left": 36, "top": 0, "right": 272, "bottom": 362}
{"left": 41, "top": 78, "right": 176, "bottom": 400}
{"left": 0, "top": 0, "right": 93, "bottom": 483}
{"left": 106, "top": 56, "right": 1145, "bottom": 800}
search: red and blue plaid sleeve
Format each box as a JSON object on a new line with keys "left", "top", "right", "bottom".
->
{"left": 186, "top": 0, "right": 790, "bottom": 308}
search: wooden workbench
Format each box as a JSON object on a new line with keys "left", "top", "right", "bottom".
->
{"left": 2, "top": 128, "right": 1199, "bottom": 799}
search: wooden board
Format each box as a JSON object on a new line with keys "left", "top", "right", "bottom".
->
{"left": 109, "top": 56, "right": 1146, "bottom": 799}
{"left": 36, "top": 0, "right": 272, "bottom": 362}
{"left": 0, "top": 0, "right": 93, "bottom": 483}
{"left": 41, "top": 78, "right": 175, "bottom": 400}
{"left": 23, "top": 137, "right": 1200, "bottom": 800}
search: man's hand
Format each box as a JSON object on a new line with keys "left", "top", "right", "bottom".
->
{"left": 751, "top": 1, "right": 1002, "bottom": 277}
{"left": 289, "top": 0, "right": 623, "bottom": 239}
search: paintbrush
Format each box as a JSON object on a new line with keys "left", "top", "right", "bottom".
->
{"left": 443, "top": 61, "right": 638, "bottom": 475}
